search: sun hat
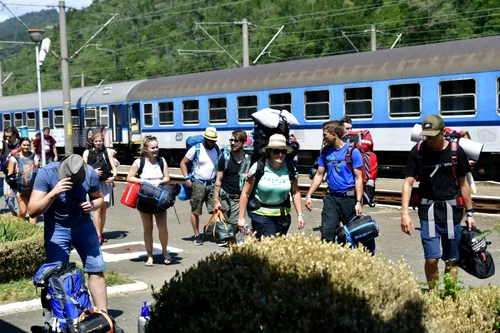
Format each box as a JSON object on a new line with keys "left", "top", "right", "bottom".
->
{"left": 262, "top": 134, "right": 294, "bottom": 154}
{"left": 203, "top": 127, "right": 219, "bottom": 141}
{"left": 58, "top": 154, "right": 87, "bottom": 186}
{"left": 419, "top": 114, "right": 445, "bottom": 137}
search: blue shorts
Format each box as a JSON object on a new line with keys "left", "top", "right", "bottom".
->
{"left": 44, "top": 221, "right": 106, "bottom": 273}
{"left": 250, "top": 212, "right": 291, "bottom": 240}
{"left": 420, "top": 220, "right": 461, "bottom": 262}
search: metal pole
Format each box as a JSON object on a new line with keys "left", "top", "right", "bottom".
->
{"left": 34, "top": 43, "right": 46, "bottom": 167}
{"left": 242, "top": 18, "right": 249, "bottom": 67}
{"left": 0, "top": 61, "right": 2, "bottom": 97}
{"left": 59, "top": 0, "right": 73, "bottom": 156}
{"left": 371, "top": 24, "right": 377, "bottom": 51}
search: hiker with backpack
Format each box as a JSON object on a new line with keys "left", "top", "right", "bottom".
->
{"left": 1, "top": 126, "right": 20, "bottom": 214}
{"left": 6, "top": 137, "right": 39, "bottom": 224}
{"left": 213, "top": 130, "right": 251, "bottom": 246}
{"left": 238, "top": 134, "right": 305, "bottom": 239}
{"left": 305, "top": 120, "right": 376, "bottom": 254}
{"left": 401, "top": 114, "right": 476, "bottom": 289}
{"left": 28, "top": 154, "right": 109, "bottom": 313}
{"left": 126, "top": 135, "right": 172, "bottom": 266}
{"left": 180, "top": 127, "right": 221, "bottom": 246}
{"left": 82, "top": 133, "right": 118, "bottom": 245}
{"left": 32, "top": 127, "right": 58, "bottom": 164}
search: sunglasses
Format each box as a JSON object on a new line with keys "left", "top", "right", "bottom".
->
{"left": 144, "top": 135, "right": 157, "bottom": 141}
{"left": 229, "top": 139, "right": 242, "bottom": 143}
{"left": 271, "top": 149, "right": 288, "bottom": 155}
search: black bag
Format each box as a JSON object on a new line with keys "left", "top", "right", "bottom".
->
{"left": 204, "top": 210, "right": 236, "bottom": 242}
{"left": 459, "top": 226, "right": 495, "bottom": 279}
{"left": 138, "top": 182, "right": 176, "bottom": 210}
{"left": 336, "top": 215, "right": 379, "bottom": 247}
{"left": 87, "top": 148, "right": 111, "bottom": 182}
{"left": 74, "top": 309, "right": 114, "bottom": 333}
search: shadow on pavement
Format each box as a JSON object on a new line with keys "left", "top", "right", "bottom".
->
{"left": 0, "top": 319, "right": 28, "bottom": 333}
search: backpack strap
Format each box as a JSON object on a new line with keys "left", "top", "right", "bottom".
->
{"left": 344, "top": 142, "right": 356, "bottom": 172}
{"left": 416, "top": 140, "right": 459, "bottom": 182}
{"left": 137, "top": 155, "right": 146, "bottom": 177}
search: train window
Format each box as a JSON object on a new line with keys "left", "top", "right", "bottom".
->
{"left": 43, "top": 111, "right": 49, "bottom": 128}
{"left": 183, "top": 100, "right": 199, "bottom": 124}
{"left": 439, "top": 79, "right": 476, "bottom": 116}
{"left": 2, "top": 114, "right": 11, "bottom": 129}
{"left": 305, "top": 90, "right": 330, "bottom": 120}
{"left": 54, "top": 110, "right": 64, "bottom": 128}
{"left": 27, "top": 112, "right": 36, "bottom": 129}
{"left": 344, "top": 87, "right": 372, "bottom": 119}
{"left": 143, "top": 103, "right": 153, "bottom": 126}
{"left": 159, "top": 102, "right": 174, "bottom": 125}
{"left": 237, "top": 95, "right": 257, "bottom": 122}
{"left": 269, "top": 93, "right": 292, "bottom": 113}
{"left": 389, "top": 83, "right": 421, "bottom": 117}
{"left": 100, "top": 106, "right": 109, "bottom": 127}
{"left": 14, "top": 113, "right": 23, "bottom": 128}
{"left": 85, "top": 107, "right": 97, "bottom": 127}
{"left": 71, "top": 109, "right": 80, "bottom": 127}
{"left": 209, "top": 98, "right": 227, "bottom": 124}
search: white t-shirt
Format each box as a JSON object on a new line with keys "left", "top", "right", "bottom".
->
{"left": 186, "top": 144, "right": 218, "bottom": 181}
{"left": 134, "top": 157, "right": 166, "bottom": 181}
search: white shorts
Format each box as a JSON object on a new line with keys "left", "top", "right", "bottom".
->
{"left": 100, "top": 181, "right": 113, "bottom": 204}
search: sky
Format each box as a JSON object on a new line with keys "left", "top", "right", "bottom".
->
{"left": 0, "top": 0, "right": 92, "bottom": 23}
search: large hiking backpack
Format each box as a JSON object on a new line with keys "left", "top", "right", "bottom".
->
{"left": 343, "top": 130, "right": 378, "bottom": 207}
{"left": 87, "top": 148, "right": 111, "bottom": 182}
{"left": 458, "top": 226, "right": 495, "bottom": 279}
{"left": 0, "top": 140, "right": 20, "bottom": 174}
{"left": 185, "top": 135, "right": 221, "bottom": 176}
{"left": 14, "top": 153, "right": 38, "bottom": 195}
{"left": 251, "top": 109, "right": 297, "bottom": 163}
{"left": 33, "top": 262, "right": 92, "bottom": 332}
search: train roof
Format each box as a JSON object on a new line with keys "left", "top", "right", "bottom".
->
{"left": 127, "top": 35, "right": 500, "bottom": 100}
{"left": 0, "top": 80, "right": 143, "bottom": 112}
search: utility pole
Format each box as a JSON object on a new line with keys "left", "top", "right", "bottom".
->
{"left": 371, "top": 24, "right": 377, "bottom": 51}
{"left": 242, "top": 18, "right": 249, "bottom": 67}
{"left": 59, "top": 1, "right": 73, "bottom": 155}
{"left": 0, "top": 62, "right": 2, "bottom": 97}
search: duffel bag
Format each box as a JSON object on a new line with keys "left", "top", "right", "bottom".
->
{"left": 138, "top": 182, "right": 176, "bottom": 210}
{"left": 74, "top": 309, "right": 114, "bottom": 333}
{"left": 459, "top": 226, "right": 495, "bottom": 279}
{"left": 204, "top": 210, "right": 236, "bottom": 242}
{"left": 336, "top": 215, "right": 379, "bottom": 247}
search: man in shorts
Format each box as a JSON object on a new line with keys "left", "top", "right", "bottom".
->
{"left": 29, "top": 154, "right": 109, "bottom": 311}
{"left": 401, "top": 114, "right": 475, "bottom": 288}
{"left": 180, "top": 127, "right": 220, "bottom": 246}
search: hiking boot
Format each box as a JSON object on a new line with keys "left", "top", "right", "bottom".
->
{"left": 193, "top": 235, "right": 204, "bottom": 246}
{"left": 113, "top": 322, "right": 125, "bottom": 333}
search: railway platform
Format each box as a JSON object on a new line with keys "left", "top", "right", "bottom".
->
{"left": 0, "top": 182, "right": 499, "bottom": 332}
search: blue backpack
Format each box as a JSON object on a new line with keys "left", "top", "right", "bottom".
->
{"left": 33, "top": 262, "right": 92, "bottom": 332}
{"left": 14, "top": 153, "right": 38, "bottom": 195}
{"left": 185, "top": 135, "right": 220, "bottom": 176}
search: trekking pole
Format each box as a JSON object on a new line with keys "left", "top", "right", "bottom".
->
{"left": 173, "top": 205, "right": 181, "bottom": 224}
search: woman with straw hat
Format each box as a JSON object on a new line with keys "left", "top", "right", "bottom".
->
{"left": 238, "top": 134, "right": 305, "bottom": 239}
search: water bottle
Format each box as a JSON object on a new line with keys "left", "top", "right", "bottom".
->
{"left": 236, "top": 224, "right": 249, "bottom": 244}
{"left": 138, "top": 300, "right": 150, "bottom": 333}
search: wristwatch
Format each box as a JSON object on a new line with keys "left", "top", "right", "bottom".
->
{"left": 466, "top": 209, "right": 474, "bottom": 217}
{"left": 305, "top": 195, "right": 311, "bottom": 199}
{"left": 356, "top": 200, "right": 362, "bottom": 203}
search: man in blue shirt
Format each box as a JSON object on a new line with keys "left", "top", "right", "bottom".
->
{"left": 305, "top": 120, "right": 375, "bottom": 252}
{"left": 29, "top": 154, "right": 108, "bottom": 312}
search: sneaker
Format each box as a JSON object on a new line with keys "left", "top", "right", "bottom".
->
{"left": 217, "top": 241, "right": 228, "bottom": 247}
{"left": 193, "top": 235, "right": 204, "bottom": 246}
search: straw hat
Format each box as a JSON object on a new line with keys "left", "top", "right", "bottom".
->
{"left": 262, "top": 134, "right": 294, "bottom": 154}
{"left": 58, "top": 154, "right": 87, "bottom": 186}
{"left": 203, "top": 127, "right": 219, "bottom": 141}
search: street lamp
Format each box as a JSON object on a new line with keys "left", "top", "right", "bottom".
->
{"left": 28, "top": 28, "right": 49, "bottom": 167}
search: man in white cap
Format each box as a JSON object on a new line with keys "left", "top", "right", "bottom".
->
{"left": 180, "top": 127, "right": 221, "bottom": 246}
{"left": 28, "top": 154, "right": 109, "bottom": 312}
{"left": 400, "top": 114, "right": 475, "bottom": 289}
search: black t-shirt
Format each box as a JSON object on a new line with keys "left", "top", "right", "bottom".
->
{"left": 404, "top": 141, "right": 471, "bottom": 222}
{"left": 217, "top": 153, "right": 242, "bottom": 195}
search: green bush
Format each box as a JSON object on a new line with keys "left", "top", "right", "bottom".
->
{"left": 148, "top": 234, "right": 426, "bottom": 332}
{"left": 0, "top": 214, "right": 45, "bottom": 283}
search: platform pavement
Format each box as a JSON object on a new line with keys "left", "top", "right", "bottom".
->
{"left": 1, "top": 182, "right": 500, "bottom": 332}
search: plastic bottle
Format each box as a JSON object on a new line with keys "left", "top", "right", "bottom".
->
{"left": 138, "top": 300, "right": 150, "bottom": 333}
{"left": 236, "top": 224, "right": 249, "bottom": 244}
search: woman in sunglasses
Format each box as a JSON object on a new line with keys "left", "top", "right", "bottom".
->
{"left": 238, "top": 134, "right": 305, "bottom": 239}
{"left": 127, "top": 136, "right": 171, "bottom": 266}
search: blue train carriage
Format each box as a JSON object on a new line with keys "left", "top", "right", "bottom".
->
{"left": 0, "top": 80, "right": 143, "bottom": 163}
{"left": 125, "top": 36, "right": 500, "bottom": 178}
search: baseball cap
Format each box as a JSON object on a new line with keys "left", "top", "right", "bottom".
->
{"left": 419, "top": 115, "right": 445, "bottom": 137}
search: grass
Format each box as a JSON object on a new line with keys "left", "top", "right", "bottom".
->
{"left": 0, "top": 268, "right": 134, "bottom": 304}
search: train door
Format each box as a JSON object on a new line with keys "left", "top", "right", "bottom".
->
{"left": 110, "top": 104, "right": 122, "bottom": 144}
{"left": 128, "top": 103, "right": 141, "bottom": 143}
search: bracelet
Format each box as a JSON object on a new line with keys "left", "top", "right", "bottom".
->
{"left": 297, "top": 213, "right": 305, "bottom": 217}
{"left": 356, "top": 200, "right": 362, "bottom": 203}
{"left": 183, "top": 175, "right": 191, "bottom": 180}
{"left": 466, "top": 212, "right": 474, "bottom": 217}
{"left": 305, "top": 195, "right": 311, "bottom": 199}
